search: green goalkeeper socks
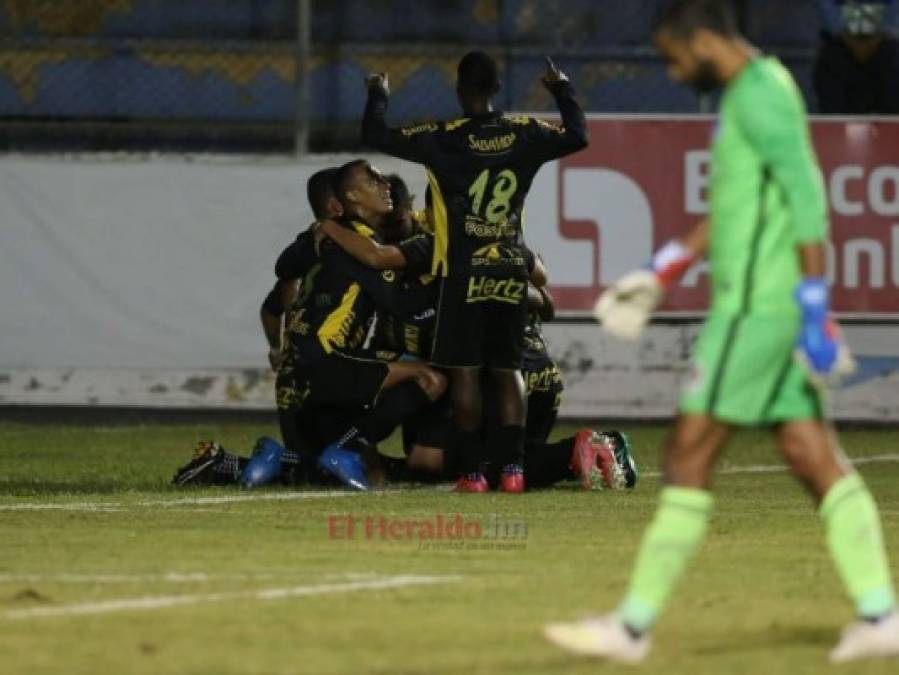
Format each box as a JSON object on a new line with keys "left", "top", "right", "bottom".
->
{"left": 821, "top": 473, "right": 896, "bottom": 619}
{"left": 618, "top": 486, "right": 714, "bottom": 632}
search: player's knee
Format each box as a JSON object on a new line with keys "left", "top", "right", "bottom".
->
{"left": 407, "top": 446, "right": 444, "bottom": 474}
{"left": 416, "top": 368, "right": 446, "bottom": 401}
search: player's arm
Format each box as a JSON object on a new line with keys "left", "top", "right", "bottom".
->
{"left": 528, "top": 249, "right": 548, "bottom": 288}
{"left": 528, "top": 283, "right": 556, "bottom": 322}
{"left": 524, "top": 58, "right": 589, "bottom": 161}
{"left": 259, "top": 279, "right": 300, "bottom": 370}
{"left": 319, "top": 219, "right": 407, "bottom": 270}
{"left": 732, "top": 74, "right": 852, "bottom": 378}
{"left": 361, "top": 73, "right": 439, "bottom": 163}
{"left": 321, "top": 219, "right": 436, "bottom": 277}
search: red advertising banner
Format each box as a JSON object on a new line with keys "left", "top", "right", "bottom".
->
{"left": 533, "top": 117, "right": 899, "bottom": 315}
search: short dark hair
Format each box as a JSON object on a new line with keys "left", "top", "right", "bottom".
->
{"left": 457, "top": 50, "right": 499, "bottom": 95}
{"left": 653, "top": 0, "right": 739, "bottom": 39}
{"left": 306, "top": 168, "right": 338, "bottom": 219}
{"left": 331, "top": 159, "right": 368, "bottom": 205}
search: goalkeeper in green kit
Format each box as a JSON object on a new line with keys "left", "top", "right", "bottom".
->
{"left": 544, "top": 0, "right": 898, "bottom": 664}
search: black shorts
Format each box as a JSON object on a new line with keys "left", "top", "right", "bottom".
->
{"left": 431, "top": 273, "right": 527, "bottom": 369}
{"left": 294, "top": 352, "right": 389, "bottom": 409}
{"left": 293, "top": 404, "right": 363, "bottom": 450}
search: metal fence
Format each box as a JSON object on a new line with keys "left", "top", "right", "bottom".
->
{"left": 0, "top": 0, "right": 823, "bottom": 154}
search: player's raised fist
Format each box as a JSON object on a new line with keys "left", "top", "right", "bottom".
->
{"left": 365, "top": 72, "right": 389, "bottom": 94}
{"left": 542, "top": 56, "right": 569, "bottom": 89}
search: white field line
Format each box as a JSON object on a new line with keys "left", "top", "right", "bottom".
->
{"left": 0, "top": 489, "right": 365, "bottom": 512}
{"left": 0, "top": 571, "right": 380, "bottom": 585}
{"left": 2, "top": 574, "right": 461, "bottom": 620}
{"left": 641, "top": 453, "right": 899, "bottom": 478}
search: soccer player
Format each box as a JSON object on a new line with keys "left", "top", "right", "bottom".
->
{"left": 286, "top": 159, "right": 446, "bottom": 490}
{"left": 174, "top": 170, "right": 343, "bottom": 487}
{"left": 544, "top": 0, "right": 898, "bottom": 664}
{"left": 361, "top": 51, "right": 588, "bottom": 492}
{"left": 261, "top": 168, "right": 342, "bottom": 473}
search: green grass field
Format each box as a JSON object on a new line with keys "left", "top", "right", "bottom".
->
{"left": 1, "top": 419, "right": 898, "bottom": 675}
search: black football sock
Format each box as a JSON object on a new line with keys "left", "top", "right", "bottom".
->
{"left": 523, "top": 436, "right": 577, "bottom": 488}
{"left": 377, "top": 453, "right": 408, "bottom": 481}
{"left": 340, "top": 381, "right": 431, "bottom": 450}
{"left": 455, "top": 428, "right": 483, "bottom": 475}
{"left": 277, "top": 407, "right": 303, "bottom": 456}
{"left": 489, "top": 424, "right": 526, "bottom": 469}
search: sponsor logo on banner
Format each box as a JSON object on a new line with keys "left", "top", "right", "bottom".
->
{"left": 526, "top": 117, "right": 899, "bottom": 315}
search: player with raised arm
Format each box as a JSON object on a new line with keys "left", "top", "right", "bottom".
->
{"left": 545, "top": 0, "right": 898, "bottom": 664}
{"left": 361, "top": 51, "right": 588, "bottom": 493}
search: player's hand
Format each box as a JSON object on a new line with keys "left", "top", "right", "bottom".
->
{"left": 793, "top": 278, "right": 856, "bottom": 387}
{"left": 542, "top": 56, "right": 569, "bottom": 90}
{"left": 593, "top": 269, "right": 663, "bottom": 341}
{"left": 795, "top": 318, "right": 856, "bottom": 388}
{"left": 365, "top": 72, "right": 389, "bottom": 95}
{"left": 268, "top": 347, "right": 286, "bottom": 372}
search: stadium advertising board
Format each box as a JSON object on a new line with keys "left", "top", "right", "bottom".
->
{"left": 526, "top": 118, "right": 899, "bottom": 317}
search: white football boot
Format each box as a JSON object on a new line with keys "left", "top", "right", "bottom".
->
{"left": 830, "top": 612, "right": 899, "bottom": 663}
{"left": 543, "top": 615, "right": 650, "bottom": 665}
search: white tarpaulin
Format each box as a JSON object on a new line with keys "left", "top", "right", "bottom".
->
{"left": 0, "top": 154, "right": 426, "bottom": 370}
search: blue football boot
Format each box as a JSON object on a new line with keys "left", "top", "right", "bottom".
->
{"left": 317, "top": 445, "right": 370, "bottom": 491}
{"left": 240, "top": 437, "right": 285, "bottom": 488}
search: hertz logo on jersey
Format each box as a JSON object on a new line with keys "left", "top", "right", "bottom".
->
{"left": 468, "top": 132, "right": 516, "bottom": 154}
{"left": 466, "top": 276, "right": 526, "bottom": 304}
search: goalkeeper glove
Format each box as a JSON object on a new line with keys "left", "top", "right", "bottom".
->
{"left": 594, "top": 240, "right": 696, "bottom": 340}
{"left": 794, "top": 278, "right": 855, "bottom": 386}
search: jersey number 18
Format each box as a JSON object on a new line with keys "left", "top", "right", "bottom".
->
{"left": 468, "top": 169, "right": 518, "bottom": 224}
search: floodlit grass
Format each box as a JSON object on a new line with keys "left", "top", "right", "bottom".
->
{"left": 1, "top": 421, "right": 898, "bottom": 674}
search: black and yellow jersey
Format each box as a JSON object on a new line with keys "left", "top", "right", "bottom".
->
{"left": 362, "top": 81, "right": 587, "bottom": 278}
{"left": 287, "top": 220, "right": 433, "bottom": 363}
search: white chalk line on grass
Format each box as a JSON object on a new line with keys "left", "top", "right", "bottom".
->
{"left": 641, "top": 453, "right": 899, "bottom": 478}
{"left": 0, "top": 489, "right": 366, "bottom": 512}
{"left": 0, "top": 571, "right": 380, "bottom": 585}
{"left": 2, "top": 574, "right": 462, "bottom": 620}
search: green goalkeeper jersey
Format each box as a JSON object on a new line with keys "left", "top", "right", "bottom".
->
{"left": 709, "top": 56, "right": 828, "bottom": 316}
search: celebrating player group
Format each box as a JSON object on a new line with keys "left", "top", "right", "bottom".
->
{"left": 172, "top": 0, "right": 898, "bottom": 664}
{"left": 173, "top": 50, "right": 635, "bottom": 495}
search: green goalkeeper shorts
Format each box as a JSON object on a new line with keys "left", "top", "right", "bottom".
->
{"left": 679, "top": 313, "right": 824, "bottom": 425}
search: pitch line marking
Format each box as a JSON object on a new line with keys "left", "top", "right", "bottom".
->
{"left": 0, "top": 571, "right": 381, "bottom": 585}
{"left": 642, "top": 452, "right": 899, "bottom": 478}
{"left": 0, "top": 490, "right": 366, "bottom": 512}
{"left": 2, "top": 574, "right": 462, "bottom": 620}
